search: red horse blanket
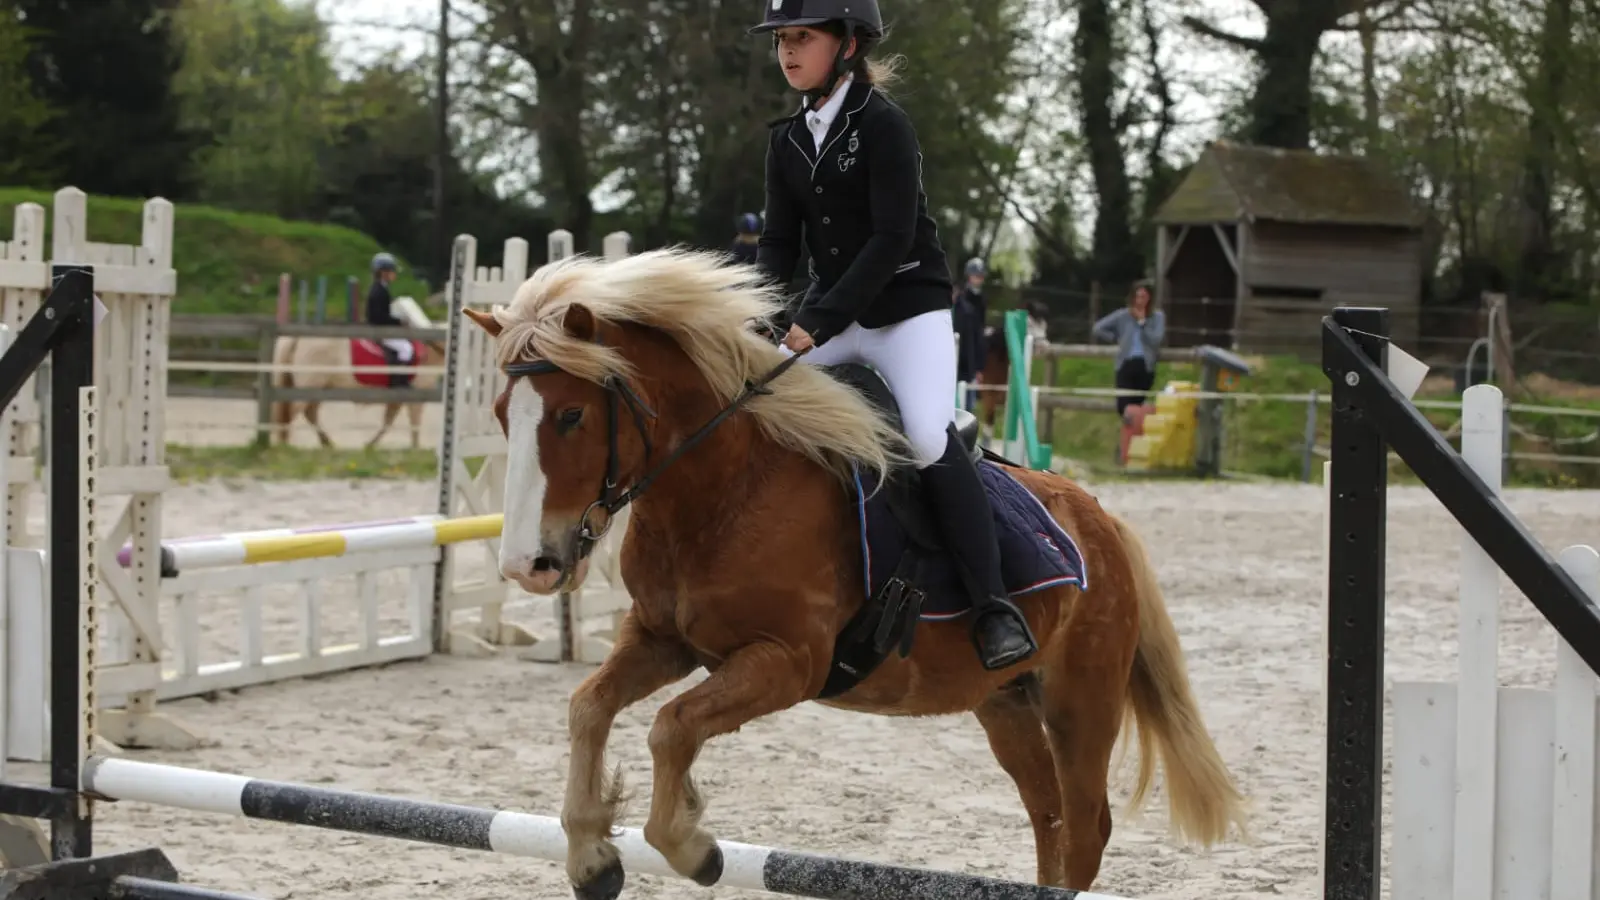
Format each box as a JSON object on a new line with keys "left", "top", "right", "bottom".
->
{"left": 351, "top": 339, "right": 423, "bottom": 387}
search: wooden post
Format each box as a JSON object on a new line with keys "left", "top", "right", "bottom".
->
{"left": 1481, "top": 292, "right": 1515, "bottom": 388}
{"left": 276, "top": 274, "right": 290, "bottom": 325}
{"left": 253, "top": 320, "right": 278, "bottom": 449}
{"left": 1087, "top": 281, "right": 1101, "bottom": 342}
{"left": 1039, "top": 346, "right": 1056, "bottom": 439}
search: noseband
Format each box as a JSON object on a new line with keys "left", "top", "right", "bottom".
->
{"left": 504, "top": 344, "right": 806, "bottom": 564}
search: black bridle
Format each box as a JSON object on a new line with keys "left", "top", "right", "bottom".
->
{"left": 503, "top": 345, "right": 808, "bottom": 564}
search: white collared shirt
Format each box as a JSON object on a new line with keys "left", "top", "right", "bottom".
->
{"left": 804, "top": 74, "right": 854, "bottom": 153}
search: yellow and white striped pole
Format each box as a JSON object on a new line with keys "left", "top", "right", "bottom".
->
{"left": 160, "top": 514, "right": 504, "bottom": 574}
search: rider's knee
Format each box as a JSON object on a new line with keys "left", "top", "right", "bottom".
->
{"left": 905, "top": 422, "right": 948, "bottom": 469}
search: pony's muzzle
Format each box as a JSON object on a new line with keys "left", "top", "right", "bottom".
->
{"left": 501, "top": 538, "right": 590, "bottom": 595}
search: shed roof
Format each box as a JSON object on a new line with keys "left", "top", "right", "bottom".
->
{"left": 1152, "top": 140, "right": 1423, "bottom": 229}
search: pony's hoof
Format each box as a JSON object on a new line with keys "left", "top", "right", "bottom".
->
{"left": 690, "top": 844, "right": 724, "bottom": 887}
{"left": 571, "top": 858, "right": 624, "bottom": 900}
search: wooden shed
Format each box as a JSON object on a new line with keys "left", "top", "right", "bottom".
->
{"left": 1149, "top": 140, "right": 1425, "bottom": 354}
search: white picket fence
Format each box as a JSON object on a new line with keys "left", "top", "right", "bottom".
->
{"left": 1376, "top": 384, "right": 1600, "bottom": 899}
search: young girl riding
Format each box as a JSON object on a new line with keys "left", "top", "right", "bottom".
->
{"left": 748, "top": 0, "right": 1037, "bottom": 671}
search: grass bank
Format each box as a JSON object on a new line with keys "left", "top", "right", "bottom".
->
{"left": 0, "top": 187, "right": 432, "bottom": 316}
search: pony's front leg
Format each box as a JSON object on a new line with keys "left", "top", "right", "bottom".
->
{"left": 366, "top": 402, "right": 400, "bottom": 450}
{"left": 565, "top": 611, "right": 698, "bottom": 900}
{"left": 407, "top": 402, "right": 423, "bottom": 449}
{"left": 642, "top": 640, "right": 816, "bottom": 884}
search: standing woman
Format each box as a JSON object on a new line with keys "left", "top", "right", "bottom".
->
{"left": 748, "top": 0, "right": 1036, "bottom": 671}
{"left": 1092, "top": 280, "right": 1166, "bottom": 418}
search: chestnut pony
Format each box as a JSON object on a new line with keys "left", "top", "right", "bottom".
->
{"left": 461, "top": 249, "right": 1244, "bottom": 899}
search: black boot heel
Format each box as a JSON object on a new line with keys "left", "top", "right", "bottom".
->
{"left": 970, "top": 594, "right": 1038, "bottom": 671}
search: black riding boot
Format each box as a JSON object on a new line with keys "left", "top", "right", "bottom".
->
{"left": 918, "top": 424, "right": 1039, "bottom": 671}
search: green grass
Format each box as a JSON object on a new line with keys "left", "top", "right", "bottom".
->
{"left": 1021, "top": 354, "right": 1600, "bottom": 488}
{"left": 163, "top": 445, "right": 441, "bottom": 482}
{"left": 0, "top": 187, "right": 433, "bottom": 316}
{"left": 159, "top": 444, "right": 496, "bottom": 484}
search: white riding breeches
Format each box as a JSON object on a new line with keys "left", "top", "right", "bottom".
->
{"left": 783, "top": 309, "right": 957, "bottom": 469}
{"left": 381, "top": 337, "right": 415, "bottom": 363}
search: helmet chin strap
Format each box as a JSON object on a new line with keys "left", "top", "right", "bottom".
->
{"left": 804, "top": 22, "right": 858, "bottom": 111}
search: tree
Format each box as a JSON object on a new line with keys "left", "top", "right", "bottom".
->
{"left": 319, "top": 59, "right": 547, "bottom": 286}
{"left": 472, "top": 0, "right": 600, "bottom": 250}
{"left": 1074, "top": 0, "right": 1138, "bottom": 285}
{"left": 1183, "top": 0, "right": 1409, "bottom": 151}
{"left": 14, "top": 0, "right": 201, "bottom": 198}
{"left": 0, "top": 0, "right": 61, "bottom": 186}
{"left": 170, "top": 0, "right": 338, "bottom": 217}
{"left": 453, "top": 0, "right": 1027, "bottom": 256}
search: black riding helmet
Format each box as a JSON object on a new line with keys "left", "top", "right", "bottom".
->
{"left": 750, "top": 0, "right": 884, "bottom": 106}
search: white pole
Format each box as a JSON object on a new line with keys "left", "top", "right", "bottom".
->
{"left": 1452, "top": 384, "right": 1502, "bottom": 900}
{"left": 0, "top": 324, "right": 9, "bottom": 774}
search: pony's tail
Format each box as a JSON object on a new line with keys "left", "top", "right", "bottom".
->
{"left": 1115, "top": 512, "right": 1249, "bottom": 848}
{"left": 270, "top": 336, "right": 297, "bottom": 444}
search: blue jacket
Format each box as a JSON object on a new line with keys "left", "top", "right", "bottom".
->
{"left": 1092, "top": 307, "right": 1165, "bottom": 369}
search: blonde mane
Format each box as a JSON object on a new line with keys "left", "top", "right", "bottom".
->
{"left": 486, "top": 247, "right": 912, "bottom": 481}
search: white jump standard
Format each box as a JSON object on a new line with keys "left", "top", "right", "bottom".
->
{"left": 1320, "top": 306, "right": 1600, "bottom": 899}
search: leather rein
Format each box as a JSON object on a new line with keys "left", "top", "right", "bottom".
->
{"left": 503, "top": 344, "right": 807, "bottom": 563}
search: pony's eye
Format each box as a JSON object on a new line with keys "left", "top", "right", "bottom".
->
{"left": 557, "top": 408, "right": 584, "bottom": 430}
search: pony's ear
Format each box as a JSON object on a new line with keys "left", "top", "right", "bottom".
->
{"left": 562, "top": 303, "right": 598, "bottom": 342}
{"left": 462, "top": 307, "right": 503, "bottom": 336}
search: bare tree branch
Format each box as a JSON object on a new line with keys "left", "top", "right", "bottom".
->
{"left": 325, "top": 17, "right": 443, "bottom": 37}
{"left": 1140, "top": 0, "right": 1174, "bottom": 189}
{"left": 1179, "top": 16, "right": 1266, "bottom": 53}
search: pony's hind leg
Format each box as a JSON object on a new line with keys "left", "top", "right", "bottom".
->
{"left": 301, "top": 402, "right": 335, "bottom": 448}
{"left": 564, "top": 612, "right": 698, "bottom": 900}
{"left": 1036, "top": 644, "right": 1137, "bottom": 891}
{"left": 642, "top": 640, "right": 814, "bottom": 884}
{"left": 973, "top": 675, "right": 1066, "bottom": 886}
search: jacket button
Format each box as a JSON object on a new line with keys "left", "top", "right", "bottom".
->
{"left": 822, "top": 216, "right": 831, "bottom": 224}
{"left": 830, "top": 248, "right": 839, "bottom": 255}
{"left": 815, "top": 186, "right": 823, "bottom": 194}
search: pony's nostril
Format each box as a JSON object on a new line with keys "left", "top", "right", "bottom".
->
{"left": 532, "top": 556, "right": 562, "bottom": 574}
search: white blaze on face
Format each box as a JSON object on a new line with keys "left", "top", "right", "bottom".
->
{"left": 499, "top": 379, "right": 548, "bottom": 584}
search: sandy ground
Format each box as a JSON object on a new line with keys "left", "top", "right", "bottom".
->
{"left": 11, "top": 475, "right": 1600, "bottom": 900}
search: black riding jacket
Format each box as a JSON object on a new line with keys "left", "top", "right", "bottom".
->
{"left": 367, "top": 280, "right": 399, "bottom": 326}
{"left": 952, "top": 285, "right": 987, "bottom": 382}
{"left": 756, "top": 79, "right": 954, "bottom": 347}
